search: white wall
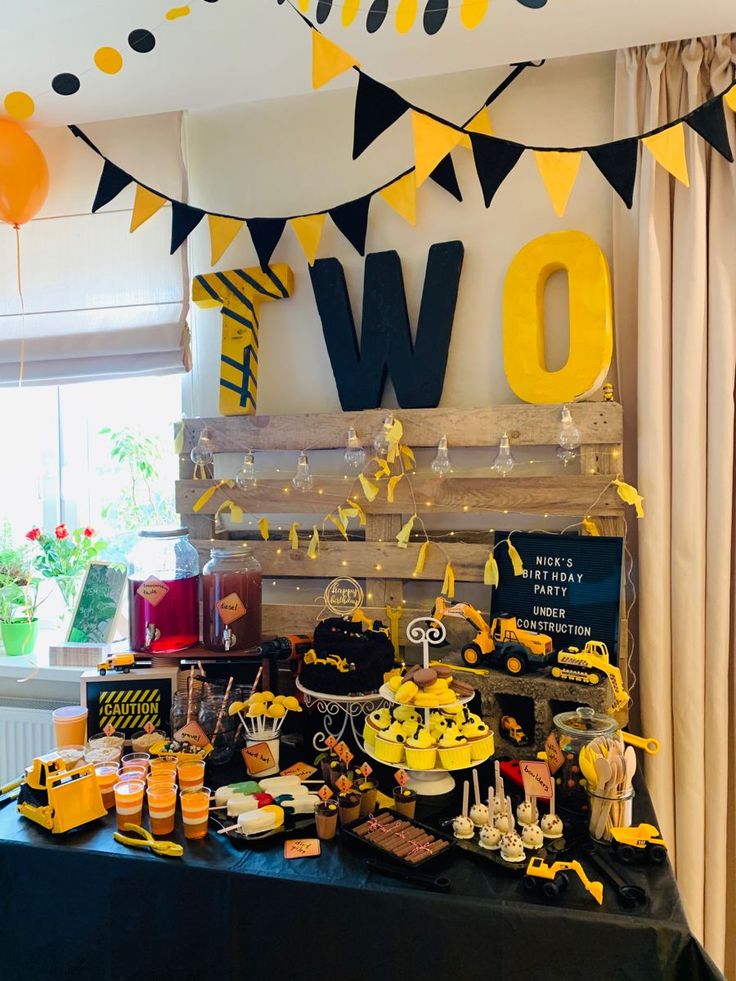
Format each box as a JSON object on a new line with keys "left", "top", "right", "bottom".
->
{"left": 183, "top": 51, "right": 616, "bottom": 420}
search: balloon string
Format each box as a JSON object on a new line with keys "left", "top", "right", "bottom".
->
{"left": 14, "top": 224, "right": 25, "bottom": 387}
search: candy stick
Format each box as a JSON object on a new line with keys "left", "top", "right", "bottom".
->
{"left": 187, "top": 666, "right": 195, "bottom": 723}
{"left": 532, "top": 795, "right": 538, "bottom": 824}
{"left": 462, "top": 780, "right": 469, "bottom": 818}
{"left": 505, "top": 795, "right": 514, "bottom": 831}
{"left": 251, "top": 664, "right": 264, "bottom": 694}
{"left": 550, "top": 780, "right": 556, "bottom": 818}
{"left": 488, "top": 788, "right": 493, "bottom": 823}
{"left": 211, "top": 676, "right": 234, "bottom": 746}
{"left": 472, "top": 768, "right": 481, "bottom": 806}
{"left": 495, "top": 761, "right": 502, "bottom": 802}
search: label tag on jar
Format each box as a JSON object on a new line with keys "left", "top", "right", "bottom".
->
{"left": 545, "top": 732, "right": 566, "bottom": 774}
{"left": 242, "top": 741, "right": 276, "bottom": 776}
{"left": 136, "top": 576, "right": 170, "bottom": 607}
{"left": 174, "top": 720, "right": 210, "bottom": 748}
{"left": 215, "top": 592, "right": 246, "bottom": 625}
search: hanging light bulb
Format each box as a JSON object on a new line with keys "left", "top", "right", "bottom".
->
{"left": 431, "top": 434, "right": 451, "bottom": 477}
{"left": 492, "top": 433, "right": 515, "bottom": 476}
{"left": 190, "top": 427, "right": 214, "bottom": 476}
{"left": 373, "top": 413, "right": 395, "bottom": 460}
{"left": 344, "top": 427, "right": 366, "bottom": 473}
{"left": 235, "top": 449, "right": 257, "bottom": 491}
{"left": 557, "top": 406, "right": 581, "bottom": 465}
{"left": 292, "top": 451, "right": 314, "bottom": 492}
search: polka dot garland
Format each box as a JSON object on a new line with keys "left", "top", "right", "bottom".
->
{"left": 4, "top": 91, "right": 35, "bottom": 120}
{"left": 94, "top": 47, "right": 124, "bottom": 75}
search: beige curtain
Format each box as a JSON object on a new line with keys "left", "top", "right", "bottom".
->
{"left": 612, "top": 37, "right": 736, "bottom": 975}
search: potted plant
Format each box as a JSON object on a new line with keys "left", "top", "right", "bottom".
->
{"left": 0, "top": 573, "right": 41, "bottom": 656}
{"left": 25, "top": 524, "right": 106, "bottom": 616}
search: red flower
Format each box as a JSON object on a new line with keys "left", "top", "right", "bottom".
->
{"left": 54, "top": 524, "right": 69, "bottom": 540}
{"left": 83, "top": 527, "right": 95, "bottom": 538}
{"left": 25, "top": 527, "right": 41, "bottom": 541}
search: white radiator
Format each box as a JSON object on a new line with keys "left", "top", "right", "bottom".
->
{"left": 0, "top": 704, "right": 56, "bottom": 785}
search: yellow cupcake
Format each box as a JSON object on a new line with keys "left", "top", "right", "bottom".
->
{"left": 437, "top": 727, "right": 472, "bottom": 769}
{"left": 363, "top": 721, "right": 377, "bottom": 748}
{"left": 469, "top": 732, "right": 495, "bottom": 762}
{"left": 405, "top": 727, "right": 437, "bottom": 769}
{"left": 374, "top": 722, "right": 406, "bottom": 764}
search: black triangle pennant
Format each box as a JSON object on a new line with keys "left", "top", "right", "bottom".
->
{"left": 247, "top": 218, "right": 287, "bottom": 270}
{"left": 429, "top": 154, "right": 462, "bottom": 202}
{"left": 170, "top": 202, "right": 206, "bottom": 254}
{"left": 92, "top": 159, "right": 133, "bottom": 212}
{"left": 470, "top": 134, "right": 524, "bottom": 208}
{"left": 588, "top": 139, "right": 638, "bottom": 209}
{"left": 353, "top": 72, "right": 410, "bottom": 159}
{"left": 329, "top": 193, "right": 372, "bottom": 255}
{"left": 687, "top": 98, "right": 734, "bottom": 162}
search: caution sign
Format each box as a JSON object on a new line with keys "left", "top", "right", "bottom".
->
{"left": 82, "top": 673, "right": 177, "bottom": 739}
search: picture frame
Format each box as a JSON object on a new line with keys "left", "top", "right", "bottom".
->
{"left": 66, "top": 560, "right": 127, "bottom": 645}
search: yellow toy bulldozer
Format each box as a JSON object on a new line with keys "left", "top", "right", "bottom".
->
{"left": 551, "top": 641, "right": 630, "bottom": 713}
{"left": 1, "top": 753, "right": 107, "bottom": 834}
{"left": 432, "top": 596, "right": 555, "bottom": 674}
{"left": 523, "top": 857, "right": 604, "bottom": 905}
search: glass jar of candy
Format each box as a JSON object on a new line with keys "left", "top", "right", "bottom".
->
{"left": 198, "top": 693, "right": 237, "bottom": 765}
{"left": 546, "top": 706, "right": 619, "bottom": 818}
{"left": 128, "top": 528, "right": 200, "bottom": 654}
{"left": 202, "top": 544, "right": 262, "bottom": 652}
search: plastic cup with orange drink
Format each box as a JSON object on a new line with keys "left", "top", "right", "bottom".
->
{"left": 94, "top": 764, "right": 120, "bottom": 809}
{"left": 52, "top": 706, "right": 88, "bottom": 748}
{"left": 118, "top": 764, "right": 148, "bottom": 781}
{"left": 149, "top": 756, "right": 178, "bottom": 780}
{"left": 121, "top": 753, "right": 150, "bottom": 773}
{"left": 147, "top": 785, "right": 177, "bottom": 836}
{"left": 113, "top": 779, "right": 145, "bottom": 831}
{"left": 180, "top": 787, "right": 211, "bottom": 840}
{"left": 178, "top": 760, "right": 205, "bottom": 793}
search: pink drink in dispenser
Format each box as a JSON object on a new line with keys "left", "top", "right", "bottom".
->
{"left": 128, "top": 528, "right": 200, "bottom": 654}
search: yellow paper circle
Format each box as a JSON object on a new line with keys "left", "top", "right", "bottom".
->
{"left": 4, "top": 91, "right": 35, "bottom": 120}
{"left": 166, "top": 5, "right": 191, "bottom": 19}
{"left": 94, "top": 47, "right": 123, "bottom": 74}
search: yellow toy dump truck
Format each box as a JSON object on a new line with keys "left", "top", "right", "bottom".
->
{"left": 523, "top": 857, "right": 604, "bottom": 905}
{"left": 2, "top": 753, "right": 106, "bottom": 834}
{"left": 97, "top": 651, "right": 135, "bottom": 675}
{"left": 610, "top": 824, "right": 668, "bottom": 864}
{"left": 551, "top": 641, "right": 630, "bottom": 713}
{"left": 432, "top": 596, "right": 555, "bottom": 674}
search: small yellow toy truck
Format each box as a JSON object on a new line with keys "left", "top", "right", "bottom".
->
{"left": 97, "top": 652, "right": 135, "bottom": 676}
{"left": 500, "top": 715, "right": 529, "bottom": 747}
{"left": 523, "top": 857, "right": 604, "bottom": 905}
{"left": 610, "top": 824, "right": 668, "bottom": 865}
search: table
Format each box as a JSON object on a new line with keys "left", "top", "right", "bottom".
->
{"left": 0, "top": 764, "right": 721, "bottom": 981}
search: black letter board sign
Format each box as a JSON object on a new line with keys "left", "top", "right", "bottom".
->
{"left": 81, "top": 667, "right": 178, "bottom": 740}
{"left": 491, "top": 532, "right": 624, "bottom": 664}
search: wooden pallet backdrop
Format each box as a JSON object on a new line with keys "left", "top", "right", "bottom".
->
{"left": 177, "top": 403, "right": 628, "bottom": 684}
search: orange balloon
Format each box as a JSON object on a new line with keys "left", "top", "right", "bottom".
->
{"left": 0, "top": 119, "right": 49, "bottom": 227}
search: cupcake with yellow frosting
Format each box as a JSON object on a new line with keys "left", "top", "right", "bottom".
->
{"left": 437, "top": 725, "right": 472, "bottom": 769}
{"left": 363, "top": 707, "right": 392, "bottom": 749}
{"left": 393, "top": 705, "right": 421, "bottom": 724}
{"left": 404, "top": 726, "right": 437, "bottom": 770}
{"left": 462, "top": 715, "right": 495, "bottom": 762}
{"left": 400, "top": 718, "right": 420, "bottom": 741}
{"left": 374, "top": 721, "right": 407, "bottom": 764}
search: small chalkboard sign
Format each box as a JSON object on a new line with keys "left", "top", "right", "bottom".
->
{"left": 491, "top": 532, "right": 623, "bottom": 664}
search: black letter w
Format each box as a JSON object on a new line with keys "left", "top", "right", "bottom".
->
{"left": 309, "top": 241, "right": 464, "bottom": 411}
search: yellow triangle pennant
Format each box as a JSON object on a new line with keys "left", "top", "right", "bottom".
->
{"left": 642, "top": 123, "right": 689, "bottom": 187}
{"left": 307, "top": 526, "right": 320, "bottom": 559}
{"left": 613, "top": 478, "right": 645, "bottom": 518}
{"left": 289, "top": 522, "right": 300, "bottom": 550}
{"left": 534, "top": 150, "right": 582, "bottom": 217}
{"left": 459, "top": 107, "right": 493, "bottom": 149}
{"left": 312, "top": 29, "right": 359, "bottom": 90}
{"left": 399, "top": 444, "right": 416, "bottom": 470}
{"left": 130, "top": 184, "right": 167, "bottom": 233}
{"left": 208, "top": 215, "right": 244, "bottom": 266}
{"left": 460, "top": 0, "right": 489, "bottom": 29}
{"left": 506, "top": 539, "right": 524, "bottom": 576}
{"left": 326, "top": 513, "right": 348, "bottom": 540}
{"left": 258, "top": 517, "right": 269, "bottom": 541}
{"left": 386, "top": 418, "right": 404, "bottom": 463}
{"left": 483, "top": 552, "right": 499, "bottom": 587}
{"left": 411, "top": 111, "right": 465, "bottom": 187}
{"left": 378, "top": 173, "right": 417, "bottom": 225}
{"left": 725, "top": 87, "right": 736, "bottom": 113}
{"left": 290, "top": 214, "right": 326, "bottom": 266}
{"left": 412, "top": 539, "right": 429, "bottom": 577}
{"left": 396, "top": 514, "right": 416, "bottom": 548}
{"left": 395, "top": 0, "right": 417, "bottom": 33}
{"left": 346, "top": 499, "right": 366, "bottom": 526}
{"left": 358, "top": 474, "right": 379, "bottom": 502}
{"left": 441, "top": 562, "right": 455, "bottom": 598}
{"left": 582, "top": 516, "right": 601, "bottom": 536}
{"left": 373, "top": 457, "right": 391, "bottom": 479}
{"left": 387, "top": 474, "right": 404, "bottom": 503}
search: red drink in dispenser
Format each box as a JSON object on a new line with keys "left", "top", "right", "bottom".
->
{"left": 202, "top": 544, "right": 262, "bottom": 652}
{"left": 128, "top": 528, "right": 200, "bottom": 655}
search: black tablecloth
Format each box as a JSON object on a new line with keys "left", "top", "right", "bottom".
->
{"left": 0, "top": 759, "right": 721, "bottom": 981}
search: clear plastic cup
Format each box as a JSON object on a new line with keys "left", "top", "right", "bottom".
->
{"left": 121, "top": 753, "right": 150, "bottom": 773}
{"left": 147, "top": 785, "right": 177, "bottom": 836}
{"left": 94, "top": 763, "right": 120, "bottom": 810}
{"left": 149, "top": 756, "right": 178, "bottom": 779}
{"left": 147, "top": 771, "right": 177, "bottom": 790}
{"left": 180, "top": 787, "right": 211, "bottom": 840}
{"left": 113, "top": 779, "right": 145, "bottom": 831}
{"left": 118, "top": 764, "right": 148, "bottom": 781}
{"left": 52, "top": 706, "right": 88, "bottom": 748}
{"left": 178, "top": 760, "right": 205, "bottom": 793}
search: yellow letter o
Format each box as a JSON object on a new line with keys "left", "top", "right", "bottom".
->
{"left": 503, "top": 230, "right": 613, "bottom": 404}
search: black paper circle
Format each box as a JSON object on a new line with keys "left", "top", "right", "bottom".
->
{"left": 516, "top": 0, "right": 548, "bottom": 6}
{"left": 128, "top": 29, "right": 156, "bottom": 53}
{"left": 424, "top": 0, "right": 448, "bottom": 33}
{"left": 202, "top": 0, "right": 220, "bottom": 3}
{"left": 316, "top": 0, "right": 333, "bottom": 23}
{"left": 366, "top": 0, "right": 388, "bottom": 32}
{"left": 52, "top": 73, "right": 81, "bottom": 96}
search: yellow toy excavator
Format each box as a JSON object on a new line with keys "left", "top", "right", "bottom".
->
{"left": 1, "top": 753, "right": 107, "bottom": 834}
{"left": 432, "top": 596, "right": 555, "bottom": 675}
{"left": 523, "top": 857, "right": 604, "bottom": 905}
{"left": 551, "top": 641, "right": 630, "bottom": 713}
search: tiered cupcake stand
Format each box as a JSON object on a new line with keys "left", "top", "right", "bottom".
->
{"left": 361, "top": 617, "right": 494, "bottom": 796}
{"left": 296, "top": 678, "right": 387, "bottom": 753}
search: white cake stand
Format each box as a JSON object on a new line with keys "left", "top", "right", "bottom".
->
{"left": 295, "top": 678, "right": 387, "bottom": 752}
{"left": 361, "top": 738, "right": 493, "bottom": 795}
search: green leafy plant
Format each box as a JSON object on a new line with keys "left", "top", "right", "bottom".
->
{"left": 25, "top": 525, "right": 107, "bottom": 611}
{"left": 99, "top": 427, "right": 176, "bottom": 531}
{"left": 0, "top": 574, "right": 41, "bottom": 624}
{"left": 0, "top": 521, "right": 31, "bottom": 584}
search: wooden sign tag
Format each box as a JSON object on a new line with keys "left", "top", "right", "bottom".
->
{"left": 241, "top": 741, "right": 276, "bottom": 775}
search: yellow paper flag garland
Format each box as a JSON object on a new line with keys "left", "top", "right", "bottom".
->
{"left": 613, "top": 478, "right": 644, "bottom": 518}
{"left": 208, "top": 215, "right": 244, "bottom": 266}
{"left": 215, "top": 499, "right": 243, "bottom": 524}
{"left": 459, "top": 107, "right": 493, "bottom": 148}
{"left": 259, "top": 517, "right": 269, "bottom": 541}
{"left": 413, "top": 539, "right": 429, "bottom": 576}
{"left": 358, "top": 474, "right": 379, "bottom": 502}
{"left": 725, "top": 88, "right": 736, "bottom": 113}
{"left": 373, "top": 458, "right": 391, "bottom": 479}
{"left": 411, "top": 111, "right": 465, "bottom": 187}
{"left": 130, "top": 184, "right": 166, "bottom": 232}
{"left": 506, "top": 539, "right": 524, "bottom": 576}
{"left": 386, "top": 418, "right": 404, "bottom": 463}
{"left": 582, "top": 516, "right": 601, "bottom": 536}
{"left": 483, "top": 553, "right": 499, "bottom": 587}
{"left": 378, "top": 173, "right": 417, "bottom": 225}
{"left": 534, "top": 150, "right": 582, "bottom": 217}
{"left": 642, "top": 123, "right": 689, "bottom": 186}
{"left": 308, "top": 526, "right": 320, "bottom": 558}
{"left": 290, "top": 214, "right": 326, "bottom": 266}
{"left": 400, "top": 444, "right": 416, "bottom": 470}
{"left": 387, "top": 474, "right": 404, "bottom": 503}
{"left": 312, "top": 30, "right": 359, "bottom": 90}
{"left": 346, "top": 499, "right": 367, "bottom": 526}
{"left": 173, "top": 420, "right": 185, "bottom": 456}
{"left": 441, "top": 562, "right": 455, "bottom": 598}
{"left": 193, "top": 479, "right": 234, "bottom": 512}
{"left": 396, "top": 514, "right": 416, "bottom": 548}
{"left": 326, "top": 513, "right": 348, "bottom": 540}
{"left": 289, "top": 522, "right": 300, "bottom": 550}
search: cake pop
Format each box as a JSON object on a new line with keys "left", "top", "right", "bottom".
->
{"left": 521, "top": 823, "right": 544, "bottom": 849}
{"left": 452, "top": 780, "right": 475, "bottom": 840}
{"left": 516, "top": 796, "right": 538, "bottom": 827}
{"left": 541, "top": 782, "right": 564, "bottom": 839}
{"left": 479, "top": 823, "right": 502, "bottom": 851}
{"left": 494, "top": 794, "right": 514, "bottom": 834}
{"left": 469, "top": 769, "right": 490, "bottom": 827}
{"left": 500, "top": 830, "right": 526, "bottom": 862}
{"left": 492, "top": 761, "right": 505, "bottom": 815}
